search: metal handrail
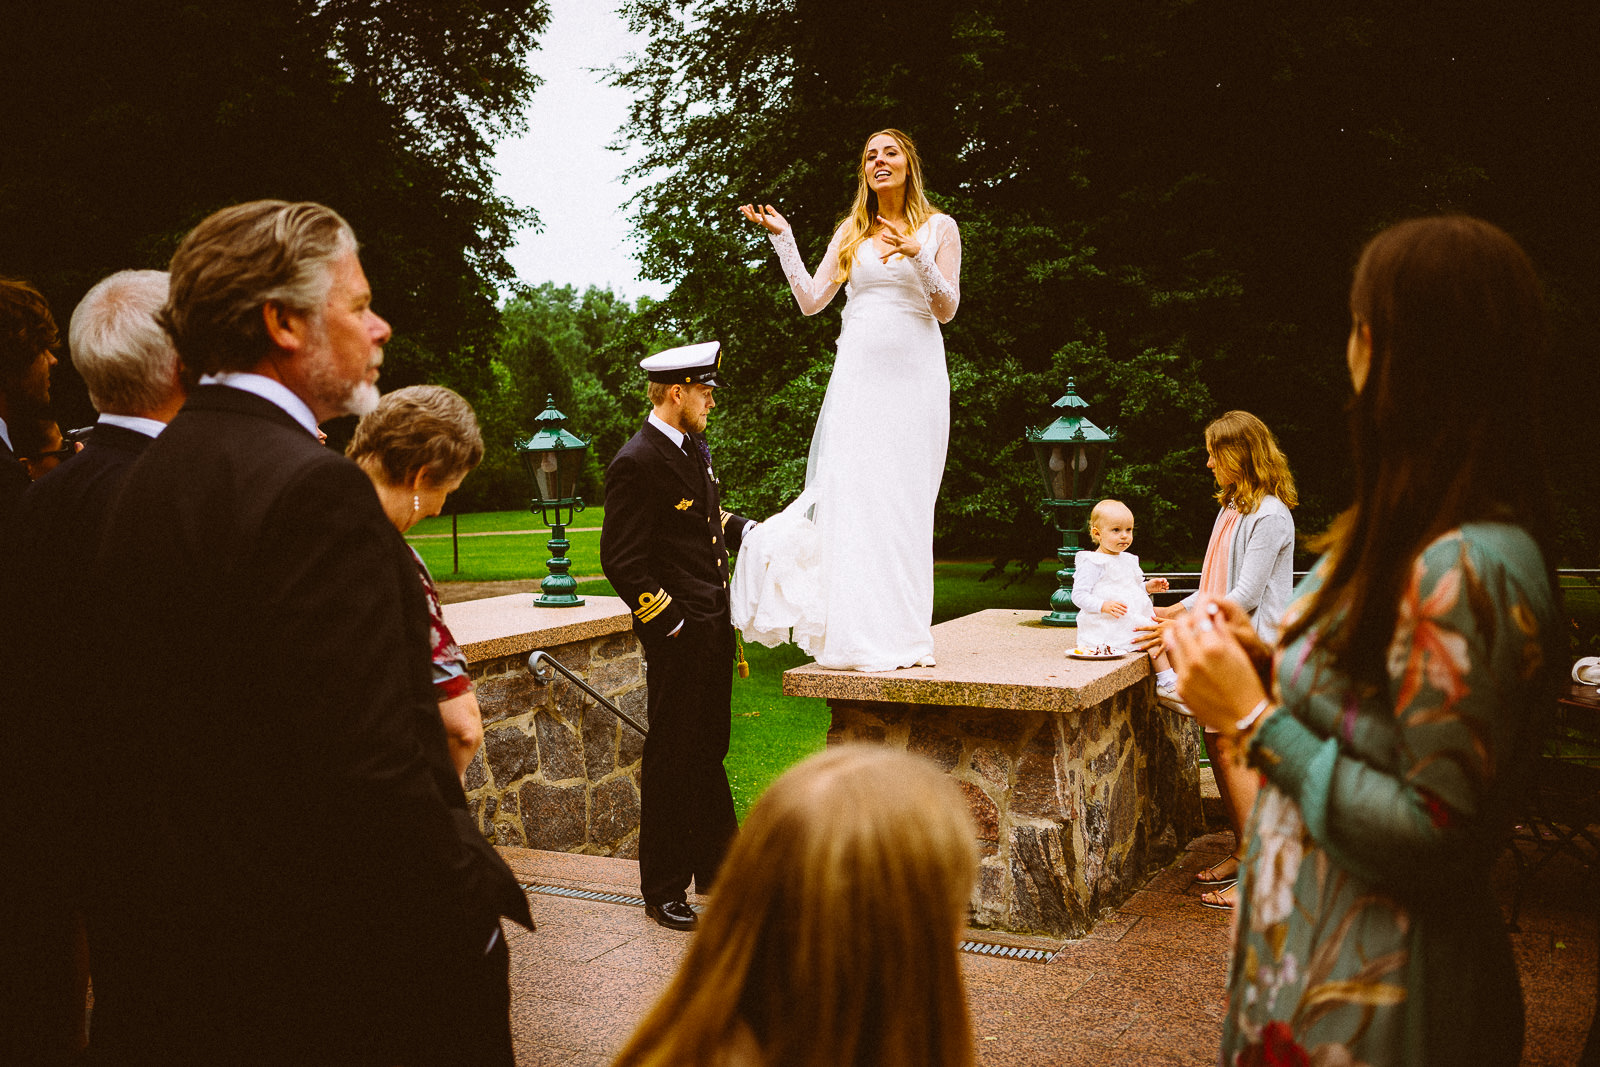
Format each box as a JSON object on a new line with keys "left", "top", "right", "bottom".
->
{"left": 526, "top": 650, "right": 648, "bottom": 737}
{"left": 1147, "top": 568, "right": 1596, "bottom": 595}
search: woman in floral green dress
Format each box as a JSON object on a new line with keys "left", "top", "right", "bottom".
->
{"left": 1169, "top": 215, "right": 1562, "bottom": 1066}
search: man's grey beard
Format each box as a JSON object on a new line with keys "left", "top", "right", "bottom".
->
{"left": 344, "top": 378, "right": 380, "bottom": 416}
{"left": 301, "top": 313, "right": 381, "bottom": 417}
{"left": 305, "top": 355, "right": 380, "bottom": 418}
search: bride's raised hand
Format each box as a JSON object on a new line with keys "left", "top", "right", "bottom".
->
{"left": 739, "top": 203, "right": 788, "bottom": 235}
{"left": 874, "top": 215, "right": 922, "bottom": 261}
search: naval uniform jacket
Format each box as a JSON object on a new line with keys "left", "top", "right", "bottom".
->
{"left": 601, "top": 420, "right": 750, "bottom": 636}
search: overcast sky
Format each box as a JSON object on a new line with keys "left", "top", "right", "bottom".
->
{"left": 491, "top": 1, "right": 668, "bottom": 302}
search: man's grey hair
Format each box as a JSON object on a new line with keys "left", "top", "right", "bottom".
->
{"left": 69, "top": 270, "right": 179, "bottom": 415}
{"left": 160, "top": 200, "right": 357, "bottom": 378}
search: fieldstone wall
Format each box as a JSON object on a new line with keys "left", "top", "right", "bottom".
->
{"left": 825, "top": 675, "right": 1203, "bottom": 938}
{"left": 461, "top": 629, "right": 648, "bottom": 858}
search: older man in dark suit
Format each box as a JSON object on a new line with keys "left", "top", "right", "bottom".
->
{"left": 600, "top": 342, "right": 755, "bottom": 931}
{"left": 91, "top": 201, "right": 530, "bottom": 1066}
{"left": 0, "top": 270, "right": 184, "bottom": 1065}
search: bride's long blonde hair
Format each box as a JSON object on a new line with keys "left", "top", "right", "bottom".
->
{"left": 833, "top": 128, "right": 942, "bottom": 286}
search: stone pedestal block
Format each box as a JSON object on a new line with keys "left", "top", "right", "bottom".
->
{"left": 444, "top": 595, "right": 646, "bottom": 858}
{"left": 786, "top": 609, "right": 1204, "bottom": 938}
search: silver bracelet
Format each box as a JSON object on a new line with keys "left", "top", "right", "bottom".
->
{"left": 1235, "top": 697, "right": 1273, "bottom": 733}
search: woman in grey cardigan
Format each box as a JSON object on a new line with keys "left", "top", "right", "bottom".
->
{"left": 1140, "top": 410, "right": 1297, "bottom": 909}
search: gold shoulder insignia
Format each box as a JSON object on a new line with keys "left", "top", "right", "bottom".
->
{"left": 675, "top": 498, "right": 693, "bottom": 511}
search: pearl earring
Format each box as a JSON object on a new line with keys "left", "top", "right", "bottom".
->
{"left": 412, "top": 494, "right": 420, "bottom": 513}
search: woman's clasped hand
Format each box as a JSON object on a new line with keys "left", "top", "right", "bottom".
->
{"left": 1165, "top": 597, "right": 1273, "bottom": 737}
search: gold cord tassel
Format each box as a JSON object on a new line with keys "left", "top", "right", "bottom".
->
{"left": 735, "top": 633, "right": 750, "bottom": 678}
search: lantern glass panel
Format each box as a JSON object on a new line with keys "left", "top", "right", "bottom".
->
{"left": 1031, "top": 439, "right": 1109, "bottom": 502}
{"left": 1080, "top": 445, "right": 1108, "bottom": 501}
{"left": 558, "top": 447, "right": 584, "bottom": 499}
{"left": 534, "top": 451, "right": 561, "bottom": 503}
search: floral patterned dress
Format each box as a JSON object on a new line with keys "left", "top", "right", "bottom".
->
{"left": 1223, "top": 523, "right": 1559, "bottom": 1066}
{"left": 409, "top": 545, "right": 473, "bottom": 701}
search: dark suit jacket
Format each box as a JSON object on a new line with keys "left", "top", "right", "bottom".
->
{"left": 6, "top": 422, "right": 151, "bottom": 625}
{"left": 0, "top": 432, "right": 30, "bottom": 531}
{"left": 90, "top": 386, "right": 529, "bottom": 1064}
{"left": 3, "top": 421, "right": 154, "bottom": 800}
{"left": 600, "top": 421, "right": 749, "bottom": 637}
{"left": 0, "top": 423, "right": 150, "bottom": 1059}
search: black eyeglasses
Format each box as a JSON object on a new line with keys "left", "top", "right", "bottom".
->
{"left": 24, "top": 441, "right": 77, "bottom": 462}
{"left": 23, "top": 426, "right": 88, "bottom": 462}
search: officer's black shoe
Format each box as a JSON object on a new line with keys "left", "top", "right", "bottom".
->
{"left": 644, "top": 900, "right": 698, "bottom": 930}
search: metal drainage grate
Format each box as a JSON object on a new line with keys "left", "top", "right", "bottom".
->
{"left": 959, "top": 939, "right": 1056, "bottom": 964}
{"left": 521, "top": 883, "right": 703, "bottom": 913}
{"left": 521, "top": 882, "right": 645, "bottom": 907}
{"left": 521, "top": 884, "right": 1044, "bottom": 956}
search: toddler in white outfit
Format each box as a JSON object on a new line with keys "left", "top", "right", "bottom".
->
{"left": 1070, "top": 499, "right": 1184, "bottom": 709}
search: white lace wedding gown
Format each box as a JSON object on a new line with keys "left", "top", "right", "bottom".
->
{"left": 730, "top": 214, "right": 962, "bottom": 671}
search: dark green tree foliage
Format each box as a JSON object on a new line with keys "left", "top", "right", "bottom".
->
{"left": 0, "top": 0, "right": 551, "bottom": 427}
{"left": 616, "top": 0, "right": 1599, "bottom": 564}
{"left": 464, "top": 283, "right": 662, "bottom": 513}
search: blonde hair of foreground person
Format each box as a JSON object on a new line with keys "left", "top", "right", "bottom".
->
{"left": 612, "top": 745, "right": 979, "bottom": 1067}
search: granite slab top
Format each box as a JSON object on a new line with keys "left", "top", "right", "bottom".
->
{"left": 781, "top": 608, "right": 1151, "bottom": 712}
{"left": 443, "top": 594, "right": 634, "bottom": 663}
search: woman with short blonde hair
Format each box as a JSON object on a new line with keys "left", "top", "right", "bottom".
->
{"left": 348, "top": 384, "right": 485, "bottom": 778}
{"left": 613, "top": 746, "right": 978, "bottom": 1067}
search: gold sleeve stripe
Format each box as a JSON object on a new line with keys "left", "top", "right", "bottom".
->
{"left": 720, "top": 509, "right": 733, "bottom": 527}
{"left": 635, "top": 589, "right": 673, "bottom": 623}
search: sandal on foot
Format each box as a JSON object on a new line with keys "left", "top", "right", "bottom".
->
{"left": 1198, "top": 885, "right": 1238, "bottom": 911}
{"left": 1193, "top": 856, "right": 1241, "bottom": 887}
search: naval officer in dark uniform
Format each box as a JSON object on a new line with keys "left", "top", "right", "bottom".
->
{"left": 601, "top": 341, "right": 755, "bottom": 931}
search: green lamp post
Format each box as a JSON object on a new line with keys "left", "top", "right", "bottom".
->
{"left": 1025, "top": 379, "right": 1116, "bottom": 627}
{"left": 516, "top": 396, "right": 589, "bottom": 607}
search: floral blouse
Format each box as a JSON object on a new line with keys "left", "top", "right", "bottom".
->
{"left": 1224, "top": 523, "right": 1559, "bottom": 1066}
{"left": 408, "top": 545, "right": 473, "bottom": 702}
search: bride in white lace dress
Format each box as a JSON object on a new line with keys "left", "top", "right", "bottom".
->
{"left": 734, "top": 128, "right": 962, "bottom": 671}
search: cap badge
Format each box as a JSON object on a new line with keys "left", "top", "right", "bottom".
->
{"left": 675, "top": 498, "right": 694, "bottom": 511}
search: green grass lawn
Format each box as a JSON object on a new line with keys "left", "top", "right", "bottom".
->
{"left": 409, "top": 507, "right": 606, "bottom": 537}
{"left": 406, "top": 508, "right": 605, "bottom": 583}
{"left": 1562, "top": 574, "right": 1600, "bottom": 657}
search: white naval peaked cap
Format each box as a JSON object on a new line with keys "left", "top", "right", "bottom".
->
{"left": 640, "top": 340, "right": 722, "bottom": 387}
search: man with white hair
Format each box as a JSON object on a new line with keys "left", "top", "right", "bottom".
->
{"left": 0, "top": 268, "right": 184, "bottom": 1065}
{"left": 90, "top": 201, "right": 530, "bottom": 1066}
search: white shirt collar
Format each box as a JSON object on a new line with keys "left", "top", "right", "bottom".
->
{"left": 0, "top": 415, "right": 11, "bottom": 452}
{"left": 97, "top": 413, "right": 167, "bottom": 438}
{"left": 199, "top": 371, "right": 321, "bottom": 439}
{"left": 647, "top": 412, "right": 686, "bottom": 448}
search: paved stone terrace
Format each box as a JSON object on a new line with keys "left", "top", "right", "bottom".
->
{"left": 498, "top": 831, "right": 1596, "bottom": 1066}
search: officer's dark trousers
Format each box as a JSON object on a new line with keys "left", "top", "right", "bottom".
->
{"left": 637, "top": 617, "right": 737, "bottom": 907}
